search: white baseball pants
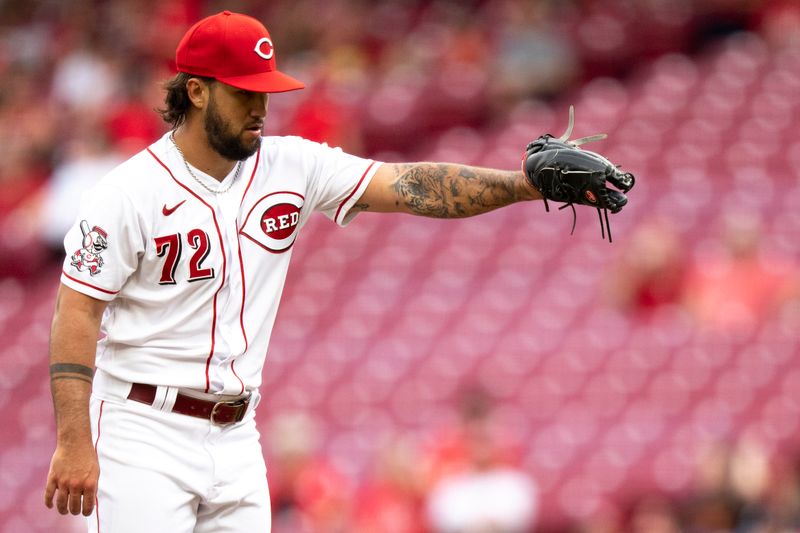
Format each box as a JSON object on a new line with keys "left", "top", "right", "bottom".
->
{"left": 87, "top": 394, "right": 271, "bottom": 532}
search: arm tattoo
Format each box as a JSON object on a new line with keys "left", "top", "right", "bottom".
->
{"left": 50, "top": 363, "right": 94, "bottom": 380}
{"left": 51, "top": 374, "right": 93, "bottom": 385}
{"left": 391, "top": 163, "right": 529, "bottom": 218}
{"left": 350, "top": 202, "right": 370, "bottom": 214}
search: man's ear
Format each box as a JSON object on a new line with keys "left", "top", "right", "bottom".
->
{"left": 186, "top": 77, "right": 210, "bottom": 109}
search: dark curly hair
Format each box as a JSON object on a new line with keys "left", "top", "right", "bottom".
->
{"left": 158, "top": 72, "right": 215, "bottom": 128}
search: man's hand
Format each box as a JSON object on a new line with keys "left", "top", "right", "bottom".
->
{"left": 44, "top": 441, "right": 99, "bottom": 516}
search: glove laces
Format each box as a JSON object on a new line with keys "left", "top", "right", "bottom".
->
{"left": 543, "top": 196, "right": 614, "bottom": 243}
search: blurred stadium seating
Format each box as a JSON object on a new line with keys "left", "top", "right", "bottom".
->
{"left": 1, "top": 1, "right": 799, "bottom": 532}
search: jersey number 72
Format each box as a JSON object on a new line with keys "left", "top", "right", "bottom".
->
{"left": 154, "top": 229, "right": 215, "bottom": 285}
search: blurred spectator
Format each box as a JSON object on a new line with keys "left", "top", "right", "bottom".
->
{"left": 605, "top": 219, "right": 688, "bottom": 315}
{"left": 571, "top": 505, "right": 625, "bottom": 533}
{"left": 426, "top": 467, "right": 538, "bottom": 533}
{"left": 38, "top": 133, "right": 122, "bottom": 254}
{"left": 0, "top": 137, "right": 48, "bottom": 219}
{"left": 50, "top": 36, "right": 118, "bottom": 114}
{"left": 0, "top": 64, "right": 55, "bottom": 215}
{"left": 428, "top": 464, "right": 536, "bottom": 533}
{"left": 682, "top": 440, "right": 772, "bottom": 533}
{"left": 0, "top": 143, "right": 50, "bottom": 278}
{"left": 421, "top": 387, "right": 517, "bottom": 487}
{"left": 351, "top": 435, "right": 426, "bottom": 533}
{"left": 288, "top": 77, "right": 364, "bottom": 152}
{"left": 629, "top": 496, "right": 682, "bottom": 533}
{"left": 104, "top": 71, "right": 167, "bottom": 156}
{"left": 692, "top": 0, "right": 757, "bottom": 50}
{"left": 570, "top": 439, "right": 796, "bottom": 533}
{"left": 570, "top": 505, "right": 626, "bottom": 533}
{"left": 266, "top": 412, "right": 352, "bottom": 533}
{"left": 756, "top": 0, "right": 800, "bottom": 48}
{"left": 0, "top": 62, "right": 55, "bottom": 277}
{"left": 756, "top": 454, "right": 800, "bottom": 533}
{"left": 487, "top": 0, "right": 579, "bottom": 109}
{"left": 683, "top": 211, "right": 798, "bottom": 332}
{"left": 423, "top": 387, "right": 538, "bottom": 533}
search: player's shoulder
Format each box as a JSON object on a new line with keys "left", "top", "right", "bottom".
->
{"left": 260, "top": 135, "right": 347, "bottom": 159}
{"left": 262, "top": 135, "right": 318, "bottom": 150}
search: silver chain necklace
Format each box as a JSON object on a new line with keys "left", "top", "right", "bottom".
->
{"left": 170, "top": 132, "right": 242, "bottom": 194}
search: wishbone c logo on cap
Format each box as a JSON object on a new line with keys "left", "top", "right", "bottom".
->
{"left": 254, "top": 37, "right": 274, "bottom": 60}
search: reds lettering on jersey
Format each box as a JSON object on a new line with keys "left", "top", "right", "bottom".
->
{"left": 62, "top": 133, "right": 380, "bottom": 398}
{"left": 263, "top": 208, "right": 299, "bottom": 234}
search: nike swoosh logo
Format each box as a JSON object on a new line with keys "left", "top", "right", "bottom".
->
{"left": 162, "top": 200, "right": 186, "bottom": 216}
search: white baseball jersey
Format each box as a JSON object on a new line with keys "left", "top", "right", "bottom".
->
{"left": 62, "top": 132, "right": 381, "bottom": 397}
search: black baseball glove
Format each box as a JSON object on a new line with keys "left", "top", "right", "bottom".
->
{"left": 522, "top": 106, "right": 635, "bottom": 242}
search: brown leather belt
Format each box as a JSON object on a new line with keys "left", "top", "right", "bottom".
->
{"left": 127, "top": 383, "right": 250, "bottom": 426}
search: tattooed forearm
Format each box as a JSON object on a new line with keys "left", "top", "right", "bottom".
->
{"left": 390, "top": 163, "right": 537, "bottom": 218}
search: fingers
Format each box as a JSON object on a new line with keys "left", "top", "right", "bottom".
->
{"left": 52, "top": 486, "right": 95, "bottom": 515}
{"left": 44, "top": 475, "right": 97, "bottom": 516}
{"left": 68, "top": 490, "right": 83, "bottom": 515}
{"left": 43, "top": 476, "right": 56, "bottom": 509}
{"left": 55, "top": 484, "right": 69, "bottom": 514}
{"left": 82, "top": 485, "right": 97, "bottom": 516}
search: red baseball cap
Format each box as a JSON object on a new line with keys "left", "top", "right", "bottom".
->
{"left": 176, "top": 10, "right": 304, "bottom": 93}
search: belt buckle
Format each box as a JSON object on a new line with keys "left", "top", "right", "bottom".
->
{"left": 210, "top": 396, "right": 249, "bottom": 426}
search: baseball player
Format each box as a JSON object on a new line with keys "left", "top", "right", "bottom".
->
{"left": 43, "top": 10, "right": 634, "bottom": 533}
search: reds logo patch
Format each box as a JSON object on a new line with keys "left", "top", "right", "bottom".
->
{"left": 240, "top": 192, "right": 304, "bottom": 253}
{"left": 584, "top": 190, "right": 598, "bottom": 203}
{"left": 70, "top": 220, "right": 108, "bottom": 276}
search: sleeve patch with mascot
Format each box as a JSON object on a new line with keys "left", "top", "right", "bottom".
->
{"left": 70, "top": 219, "right": 109, "bottom": 276}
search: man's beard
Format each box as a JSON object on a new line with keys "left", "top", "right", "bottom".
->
{"left": 204, "top": 95, "right": 261, "bottom": 161}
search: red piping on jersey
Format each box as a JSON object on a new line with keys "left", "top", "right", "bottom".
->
{"left": 229, "top": 148, "right": 256, "bottom": 396}
{"left": 236, "top": 149, "right": 260, "bottom": 354}
{"left": 62, "top": 271, "right": 119, "bottom": 295}
{"left": 147, "top": 148, "right": 227, "bottom": 393}
{"left": 334, "top": 160, "right": 375, "bottom": 224}
{"left": 239, "top": 148, "right": 259, "bottom": 208}
{"left": 239, "top": 232, "right": 299, "bottom": 254}
{"left": 235, "top": 242, "right": 249, "bottom": 348}
{"left": 231, "top": 359, "right": 245, "bottom": 395}
{"left": 94, "top": 400, "right": 105, "bottom": 532}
